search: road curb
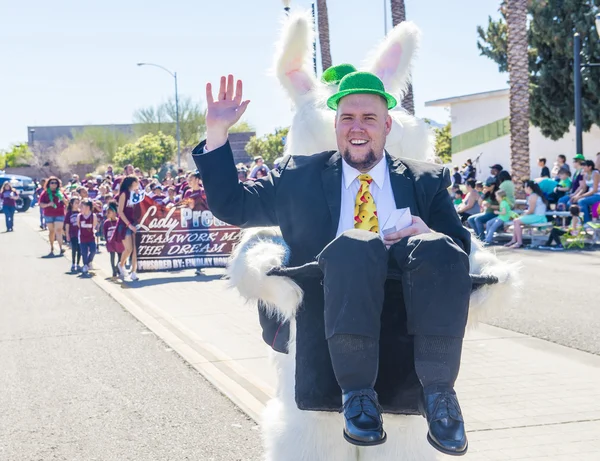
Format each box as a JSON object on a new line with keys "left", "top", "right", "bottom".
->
{"left": 92, "top": 274, "right": 267, "bottom": 423}
{"left": 27, "top": 217, "right": 267, "bottom": 423}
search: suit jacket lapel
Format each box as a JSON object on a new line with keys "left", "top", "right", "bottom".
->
{"left": 321, "top": 152, "right": 342, "bottom": 240}
{"left": 386, "top": 152, "right": 420, "bottom": 217}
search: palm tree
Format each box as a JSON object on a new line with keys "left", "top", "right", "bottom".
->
{"left": 390, "top": 0, "right": 414, "bottom": 115}
{"left": 316, "top": 0, "right": 332, "bottom": 71}
{"left": 506, "top": 0, "right": 530, "bottom": 188}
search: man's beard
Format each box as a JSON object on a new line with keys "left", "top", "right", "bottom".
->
{"left": 342, "top": 148, "right": 379, "bottom": 172}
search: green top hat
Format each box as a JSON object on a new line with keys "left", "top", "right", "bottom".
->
{"left": 327, "top": 71, "right": 397, "bottom": 110}
{"left": 573, "top": 153, "right": 586, "bottom": 161}
{"left": 321, "top": 63, "right": 357, "bottom": 85}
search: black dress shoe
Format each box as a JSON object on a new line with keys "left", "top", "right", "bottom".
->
{"left": 340, "top": 389, "right": 387, "bottom": 446}
{"left": 422, "top": 387, "right": 468, "bottom": 456}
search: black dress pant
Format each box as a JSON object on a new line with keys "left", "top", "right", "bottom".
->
{"left": 318, "top": 229, "right": 471, "bottom": 342}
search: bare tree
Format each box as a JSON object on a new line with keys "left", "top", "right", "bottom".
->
{"left": 133, "top": 97, "right": 206, "bottom": 147}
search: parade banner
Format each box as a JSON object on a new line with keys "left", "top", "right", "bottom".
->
{"left": 134, "top": 195, "right": 242, "bottom": 273}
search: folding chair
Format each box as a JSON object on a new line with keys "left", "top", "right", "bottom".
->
{"left": 560, "top": 229, "right": 586, "bottom": 250}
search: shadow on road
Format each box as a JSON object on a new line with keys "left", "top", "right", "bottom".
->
{"left": 123, "top": 274, "right": 223, "bottom": 288}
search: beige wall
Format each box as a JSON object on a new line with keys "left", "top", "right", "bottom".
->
{"left": 451, "top": 124, "right": 600, "bottom": 181}
{"left": 451, "top": 95, "right": 509, "bottom": 137}
{"left": 448, "top": 91, "right": 600, "bottom": 180}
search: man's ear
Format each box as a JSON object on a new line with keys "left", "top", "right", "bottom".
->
{"left": 385, "top": 114, "right": 393, "bottom": 136}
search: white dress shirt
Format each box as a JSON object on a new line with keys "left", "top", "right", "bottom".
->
{"left": 336, "top": 156, "right": 397, "bottom": 237}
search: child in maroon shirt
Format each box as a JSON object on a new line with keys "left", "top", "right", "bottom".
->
{"left": 163, "top": 186, "right": 180, "bottom": 207}
{"left": 64, "top": 198, "right": 82, "bottom": 272}
{"left": 115, "top": 175, "right": 142, "bottom": 281}
{"left": 77, "top": 199, "right": 98, "bottom": 275}
{"left": 152, "top": 186, "right": 168, "bottom": 205}
{"left": 103, "top": 203, "right": 125, "bottom": 280}
{"left": 183, "top": 171, "right": 208, "bottom": 210}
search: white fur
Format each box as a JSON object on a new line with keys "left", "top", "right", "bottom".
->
{"left": 259, "top": 311, "right": 440, "bottom": 461}
{"left": 466, "top": 239, "right": 522, "bottom": 327}
{"left": 274, "top": 10, "right": 318, "bottom": 104}
{"left": 224, "top": 12, "right": 517, "bottom": 461}
{"left": 228, "top": 229, "right": 519, "bottom": 330}
{"left": 227, "top": 231, "right": 517, "bottom": 461}
{"left": 262, "top": 397, "right": 439, "bottom": 461}
{"left": 387, "top": 110, "right": 436, "bottom": 161}
{"left": 227, "top": 228, "right": 303, "bottom": 322}
{"left": 277, "top": 11, "right": 434, "bottom": 161}
{"left": 365, "top": 21, "right": 421, "bottom": 99}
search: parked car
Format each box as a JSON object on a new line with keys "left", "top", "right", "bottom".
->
{"left": 0, "top": 171, "right": 35, "bottom": 212}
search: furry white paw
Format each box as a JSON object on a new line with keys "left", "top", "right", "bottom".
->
{"left": 227, "top": 228, "right": 303, "bottom": 321}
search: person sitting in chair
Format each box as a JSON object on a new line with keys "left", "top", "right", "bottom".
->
{"left": 193, "top": 73, "right": 472, "bottom": 456}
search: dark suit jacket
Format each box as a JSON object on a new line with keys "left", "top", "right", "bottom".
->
{"left": 192, "top": 139, "right": 471, "bottom": 413}
{"left": 192, "top": 140, "right": 470, "bottom": 262}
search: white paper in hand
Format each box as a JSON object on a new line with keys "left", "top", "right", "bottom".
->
{"left": 381, "top": 208, "right": 412, "bottom": 237}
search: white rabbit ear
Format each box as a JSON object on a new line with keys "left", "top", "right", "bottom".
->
{"left": 274, "top": 10, "right": 318, "bottom": 102}
{"left": 364, "top": 21, "right": 421, "bottom": 96}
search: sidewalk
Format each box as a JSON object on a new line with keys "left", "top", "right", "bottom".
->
{"left": 25, "top": 214, "right": 600, "bottom": 460}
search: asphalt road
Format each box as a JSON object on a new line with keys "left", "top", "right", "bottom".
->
{"left": 2, "top": 212, "right": 599, "bottom": 461}
{"left": 0, "top": 216, "right": 263, "bottom": 461}
{"left": 486, "top": 246, "right": 600, "bottom": 355}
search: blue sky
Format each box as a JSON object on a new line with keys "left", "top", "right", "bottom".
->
{"left": 1, "top": 0, "right": 508, "bottom": 149}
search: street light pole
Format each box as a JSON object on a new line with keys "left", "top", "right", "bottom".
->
{"left": 174, "top": 72, "right": 181, "bottom": 168}
{"left": 384, "top": 0, "right": 388, "bottom": 35}
{"left": 573, "top": 14, "right": 600, "bottom": 156}
{"left": 312, "top": 2, "right": 317, "bottom": 75}
{"left": 137, "top": 62, "right": 182, "bottom": 168}
{"left": 574, "top": 33, "right": 583, "bottom": 156}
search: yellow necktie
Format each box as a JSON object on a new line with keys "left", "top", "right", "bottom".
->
{"left": 354, "top": 174, "right": 379, "bottom": 234}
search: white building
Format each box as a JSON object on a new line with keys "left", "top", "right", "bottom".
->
{"left": 425, "top": 89, "right": 600, "bottom": 180}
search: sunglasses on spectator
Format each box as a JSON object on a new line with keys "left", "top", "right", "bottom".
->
{"left": 48, "top": 181, "right": 58, "bottom": 185}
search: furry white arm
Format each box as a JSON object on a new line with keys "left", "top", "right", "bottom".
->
{"left": 227, "top": 228, "right": 303, "bottom": 322}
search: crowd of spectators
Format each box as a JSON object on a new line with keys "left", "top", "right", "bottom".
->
{"left": 16, "top": 163, "right": 214, "bottom": 279}
{"left": 451, "top": 153, "right": 600, "bottom": 250}
{"left": 5, "top": 153, "right": 281, "bottom": 276}
{"left": 4, "top": 151, "right": 597, "bottom": 256}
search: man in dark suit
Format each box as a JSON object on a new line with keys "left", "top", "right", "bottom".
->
{"left": 193, "top": 73, "right": 471, "bottom": 456}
